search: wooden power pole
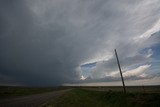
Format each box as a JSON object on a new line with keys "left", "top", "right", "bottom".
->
{"left": 115, "top": 49, "right": 126, "bottom": 93}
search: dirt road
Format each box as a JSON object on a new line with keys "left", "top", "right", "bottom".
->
{"left": 0, "top": 89, "right": 71, "bottom": 107}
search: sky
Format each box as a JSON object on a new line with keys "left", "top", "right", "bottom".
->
{"left": 0, "top": 0, "right": 160, "bottom": 86}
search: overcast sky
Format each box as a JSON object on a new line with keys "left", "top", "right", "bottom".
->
{"left": 0, "top": 0, "right": 160, "bottom": 86}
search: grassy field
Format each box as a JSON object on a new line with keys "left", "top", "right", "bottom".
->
{"left": 43, "top": 86, "right": 160, "bottom": 107}
{"left": 80, "top": 86, "right": 160, "bottom": 93}
{"left": 0, "top": 86, "right": 69, "bottom": 99}
{"left": 1, "top": 86, "right": 160, "bottom": 107}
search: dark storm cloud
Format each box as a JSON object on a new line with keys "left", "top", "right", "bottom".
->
{"left": 0, "top": 0, "right": 105, "bottom": 86}
{"left": 0, "top": 0, "right": 77, "bottom": 86}
{"left": 0, "top": 0, "right": 160, "bottom": 86}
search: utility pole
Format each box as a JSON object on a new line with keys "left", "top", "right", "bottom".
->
{"left": 115, "top": 49, "right": 126, "bottom": 93}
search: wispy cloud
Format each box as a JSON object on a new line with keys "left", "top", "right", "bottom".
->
{"left": 123, "top": 64, "right": 151, "bottom": 77}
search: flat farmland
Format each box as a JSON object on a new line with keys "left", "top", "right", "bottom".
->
{"left": 43, "top": 86, "right": 160, "bottom": 107}
{"left": 0, "top": 86, "right": 160, "bottom": 107}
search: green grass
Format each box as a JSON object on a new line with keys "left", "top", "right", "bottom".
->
{"left": 1, "top": 86, "right": 160, "bottom": 107}
{"left": 80, "top": 86, "right": 160, "bottom": 93}
{"left": 0, "top": 86, "right": 69, "bottom": 99}
{"left": 43, "top": 88, "right": 160, "bottom": 107}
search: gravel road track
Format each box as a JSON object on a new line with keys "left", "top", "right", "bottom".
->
{"left": 0, "top": 89, "right": 71, "bottom": 107}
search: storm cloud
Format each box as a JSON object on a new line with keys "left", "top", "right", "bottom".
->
{"left": 0, "top": 0, "right": 160, "bottom": 86}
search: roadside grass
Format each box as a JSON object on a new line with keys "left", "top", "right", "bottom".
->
{"left": 43, "top": 89, "right": 160, "bottom": 107}
{"left": 0, "top": 86, "right": 69, "bottom": 99}
{"left": 81, "top": 86, "right": 160, "bottom": 93}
